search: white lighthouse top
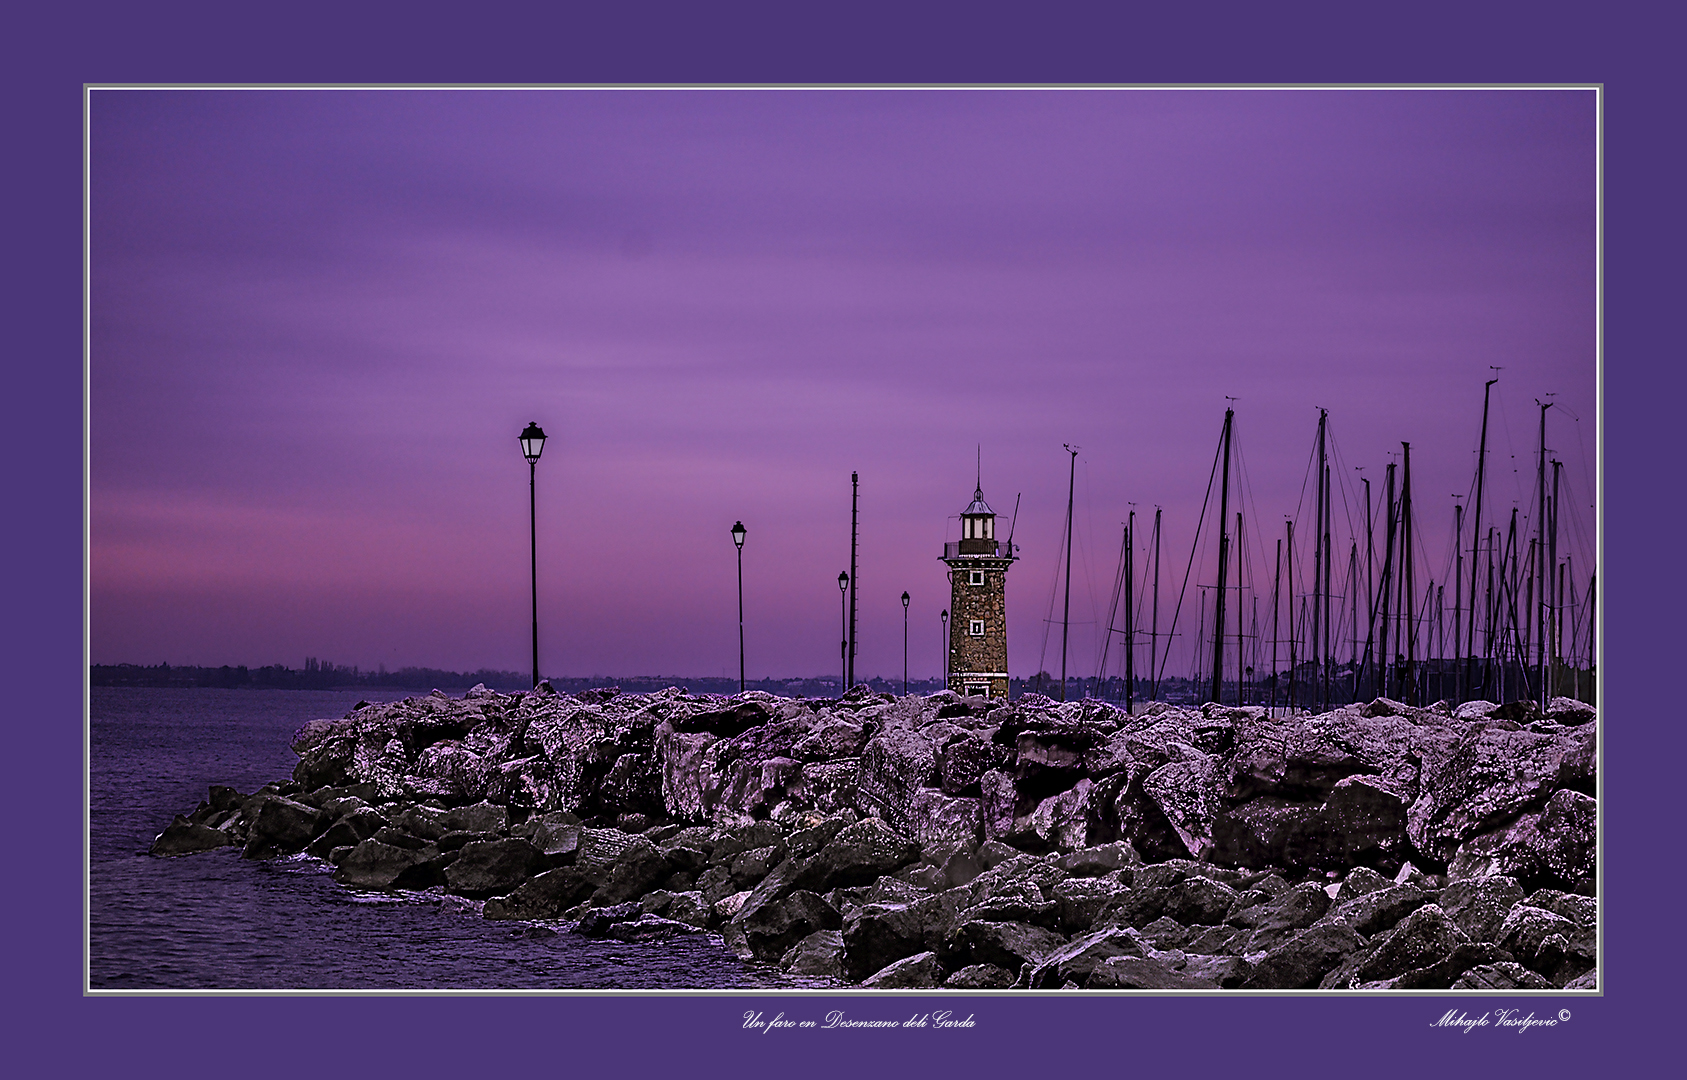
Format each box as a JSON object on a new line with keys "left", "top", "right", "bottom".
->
{"left": 962, "top": 485, "right": 994, "bottom": 517}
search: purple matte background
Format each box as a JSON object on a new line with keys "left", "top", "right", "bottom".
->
{"left": 11, "top": 1, "right": 1679, "bottom": 1074}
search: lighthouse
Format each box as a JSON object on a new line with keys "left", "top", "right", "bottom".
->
{"left": 942, "top": 479, "right": 1017, "bottom": 698}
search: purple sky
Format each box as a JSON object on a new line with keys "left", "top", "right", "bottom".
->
{"left": 90, "top": 88, "right": 1597, "bottom": 682}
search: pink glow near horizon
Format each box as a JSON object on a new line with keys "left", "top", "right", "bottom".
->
{"left": 90, "top": 89, "right": 1597, "bottom": 682}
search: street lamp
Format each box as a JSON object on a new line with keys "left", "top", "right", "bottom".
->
{"left": 732, "top": 521, "right": 747, "bottom": 694}
{"left": 518, "top": 422, "right": 547, "bottom": 689}
{"left": 940, "top": 609, "right": 949, "bottom": 691}
{"left": 838, "top": 571, "right": 850, "bottom": 689}
{"left": 901, "top": 591, "right": 910, "bottom": 695}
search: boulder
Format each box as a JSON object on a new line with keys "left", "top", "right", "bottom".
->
{"left": 904, "top": 789, "right": 982, "bottom": 846}
{"left": 729, "top": 845, "right": 787, "bottom": 890}
{"left": 1243, "top": 922, "right": 1367, "bottom": 989}
{"left": 862, "top": 952, "right": 945, "bottom": 988}
{"left": 242, "top": 796, "right": 326, "bottom": 859}
{"left": 1446, "top": 789, "right": 1596, "bottom": 891}
{"left": 937, "top": 734, "right": 997, "bottom": 795}
{"left": 944, "top": 964, "right": 1016, "bottom": 988}
{"left": 781, "top": 930, "right": 845, "bottom": 979}
{"left": 658, "top": 730, "right": 718, "bottom": 820}
{"left": 444, "top": 838, "right": 548, "bottom": 898}
{"left": 795, "top": 818, "right": 920, "bottom": 893}
{"left": 1056, "top": 841, "right": 1140, "bottom": 877}
{"left": 483, "top": 867, "right": 595, "bottom": 920}
{"left": 1408, "top": 726, "right": 1594, "bottom": 863}
{"left": 573, "top": 902, "right": 643, "bottom": 937}
{"left": 1439, "top": 876, "right": 1525, "bottom": 942}
{"left": 307, "top": 807, "right": 390, "bottom": 859}
{"left": 1025, "top": 779, "right": 1097, "bottom": 852}
{"left": 1209, "top": 798, "right": 1318, "bottom": 869}
{"left": 1179, "top": 953, "right": 1253, "bottom": 988}
{"left": 440, "top": 801, "right": 508, "bottom": 834}
{"left": 734, "top": 890, "right": 841, "bottom": 962}
{"left": 591, "top": 837, "right": 674, "bottom": 905}
{"left": 786, "top": 817, "right": 850, "bottom": 859}
{"left": 1450, "top": 962, "right": 1556, "bottom": 990}
{"left": 856, "top": 724, "right": 938, "bottom": 834}
{"left": 1334, "top": 865, "right": 1391, "bottom": 903}
{"left": 1160, "top": 876, "right": 1241, "bottom": 927}
{"left": 334, "top": 839, "right": 432, "bottom": 890}
{"left": 1088, "top": 955, "right": 1219, "bottom": 989}
{"left": 150, "top": 816, "right": 233, "bottom": 856}
{"left": 940, "top": 920, "right": 1068, "bottom": 973}
{"left": 1050, "top": 878, "right": 1133, "bottom": 934}
{"left": 1351, "top": 904, "right": 1470, "bottom": 984}
{"left": 841, "top": 890, "right": 970, "bottom": 981}
{"left": 1496, "top": 904, "right": 1579, "bottom": 971}
{"left": 575, "top": 827, "right": 644, "bottom": 883}
{"left": 1523, "top": 888, "right": 1597, "bottom": 927}
{"left": 1027, "top": 926, "right": 1148, "bottom": 988}
{"left": 1141, "top": 753, "right": 1224, "bottom": 858}
{"left": 1326, "top": 882, "right": 1429, "bottom": 939}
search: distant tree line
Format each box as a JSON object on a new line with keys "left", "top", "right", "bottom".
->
{"left": 90, "top": 660, "right": 531, "bottom": 691}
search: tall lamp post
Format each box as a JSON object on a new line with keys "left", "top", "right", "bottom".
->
{"left": 518, "top": 422, "right": 548, "bottom": 689}
{"left": 837, "top": 572, "right": 850, "bottom": 689}
{"left": 732, "top": 521, "right": 747, "bottom": 694}
{"left": 940, "top": 609, "right": 949, "bottom": 691}
{"left": 901, "top": 591, "right": 910, "bottom": 695}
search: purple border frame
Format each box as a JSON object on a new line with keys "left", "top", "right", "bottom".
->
{"left": 14, "top": 2, "right": 1677, "bottom": 1073}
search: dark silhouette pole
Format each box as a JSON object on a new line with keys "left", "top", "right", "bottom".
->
{"left": 901, "top": 591, "right": 911, "bottom": 694}
{"left": 940, "top": 609, "right": 949, "bottom": 690}
{"left": 838, "top": 571, "right": 849, "bottom": 689}
{"left": 732, "top": 521, "right": 747, "bottom": 693}
{"left": 848, "top": 472, "right": 859, "bottom": 689}
{"left": 518, "top": 422, "right": 548, "bottom": 689}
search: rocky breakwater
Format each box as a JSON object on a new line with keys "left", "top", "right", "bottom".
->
{"left": 151, "top": 683, "right": 1597, "bottom": 990}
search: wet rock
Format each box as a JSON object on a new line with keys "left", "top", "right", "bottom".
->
{"left": 937, "top": 734, "right": 998, "bottom": 795}
{"left": 150, "top": 816, "right": 233, "bottom": 856}
{"left": 575, "top": 827, "right": 643, "bottom": 883}
{"left": 1210, "top": 798, "right": 1318, "bottom": 869}
{"left": 591, "top": 837, "right": 674, "bottom": 905}
{"left": 1523, "top": 888, "right": 1596, "bottom": 927}
{"left": 445, "top": 838, "right": 548, "bottom": 898}
{"left": 1056, "top": 841, "right": 1140, "bottom": 877}
{"left": 1564, "top": 968, "right": 1597, "bottom": 990}
{"left": 441, "top": 801, "right": 508, "bottom": 834}
{"left": 1028, "top": 926, "right": 1148, "bottom": 988}
{"left": 607, "top": 914, "right": 705, "bottom": 940}
{"left": 1334, "top": 865, "right": 1391, "bottom": 903}
{"left": 730, "top": 844, "right": 787, "bottom": 889}
{"left": 1450, "top": 962, "right": 1555, "bottom": 990}
{"left": 307, "top": 807, "right": 390, "bottom": 859}
{"left": 944, "top": 964, "right": 1016, "bottom": 988}
{"left": 862, "top": 951, "right": 944, "bottom": 988}
{"left": 1351, "top": 904, "right": 1469, "bottom": 984}
{"left": 1180, "top": 953, "right": 1253, "bottom": 987}
{"left": 1089, "top": 955, "right": 1219, "bottom": 989}
{"left": 734, "top": 890, "right": 841, "bottom": 962}
{"left": 334, "top": 839, "right": 431, "bottom": 889}
{"left": 1243, "top": 922, "right": 1367, "bottom": 989}
{"left": 573, "top": 902, "right": 642, "bottom": 936}
{"left": 1496, "top": 905, "right": 1579, "bottom": 971}
{"left": 1325, "top": 882, "right": 1429, "bottom": 939}
{"left": 242, "top": 796, "right": 326, "bottom": 859}
{"left": 940, "top": 849, "right": 984, "bottom": 890}
{"left": 856, "top": 724, "right": 938, "bottom": 834}
{"left": 1141, "top": 752, "right": 1224, "bottom": 859}
{"left": 841, "top": 889, "right": 970, "bottom": 981}
{"left": 940, "top": 920, "right": 1067, "bottom": 973}
{"left": 1439, "top": 876, "right": 1524, "bottom": 942}
{"left": 1231, "top": 882, "right": 1332, "bottom": 951}
{"left": 795, "top": 818, "right": 920, "bottom": 893}
{"left": 1026, "top": 779, "right": 1096, "bottom": 852}
{"left": 1409, "top": 726, "right": 1594, "bottom": 863}
{"left": 786, "top": 817, "right": 849, "bottom": 859}
{"left": 483, "top": 867, "right": 595, "bottom": 920}
{"left": 393, "top": 806, "right": 447, "bottom": 841}
{"left": 1160, "top": 876, "right": 1241, "bottom": 927}
{"left": 781, "top": 929, "right": 845, "bottom": 979}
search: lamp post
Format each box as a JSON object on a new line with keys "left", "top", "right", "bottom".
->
{"left": 901, "top": 591, "right": 910, "bottom": 695}
{"left": 732, "top": 521, "right": 747, "bottom": 694}
{"left": 518, "top": 422, "right": 547, "bottom": 689}
{"left": 837, "top": 571, "right": 850, "bottom": 689}
{"left": 940, "top": 609, "right": 949, "bottom": 691}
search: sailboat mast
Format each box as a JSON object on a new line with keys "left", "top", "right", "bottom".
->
{"left": 1402, "top": 442, "right": 1415, "bottom": 705}
{"left": 1312, "top": 410, "right": 1326, "bottom": 711}
{"left": 1059, "top": 444, "right": 1077, "bottom": 702}
{"left": 1467, "top": 377, "right": 1497, "bottom": 690}
{"left": 1535, "top": 401, "right": 1551, "bottom": 709}
{"left": 1272, "top": 537, "right": 1282, "bottom": 711}
{"left": 1150, "top": 507, "right": 1162, "bottom": 703}
{"left": 1211, "top": 409, "right": 1235, "bottom": 704}
{"left": 1125, "top": 510, "right": 1135, "bottom": 713}
{"left": 1454, "top": 501, "right": 1464, "bottom": 703}
{"left": 1285, "top": 519, "right": 1296, "bottom": 711}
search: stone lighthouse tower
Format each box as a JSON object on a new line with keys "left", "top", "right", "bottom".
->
{"left": 942, "top": 478, "right": 1017, "bottom": 698}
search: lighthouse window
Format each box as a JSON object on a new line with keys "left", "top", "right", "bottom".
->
{"left": 969, "top": 619, "right": 985, "bottom": 636}
{"left": 969, "top": 570, "right": 985, "bottom": 586}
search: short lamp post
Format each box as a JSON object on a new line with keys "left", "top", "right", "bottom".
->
{"left": 732, "top": 521, "right": 747, "bottom": 694}
{"left": 518, "top": 422, "right": 548, "bottom": 689}
{"left": 838, "top": 571, "right": 850, "bottom": 690}
{"left": 940, "top": 609, "right": 949, "bottom": 691}
{"left": 901, "top": 591, "right": 911, "bottom": 695}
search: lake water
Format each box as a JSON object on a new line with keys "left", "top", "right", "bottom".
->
{"left": 89, "top": 686, "right": 820, "bottom": 990}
